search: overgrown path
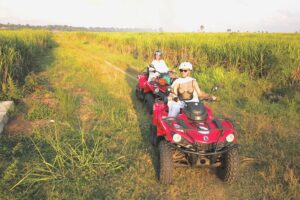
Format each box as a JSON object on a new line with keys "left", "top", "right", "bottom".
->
{"left": 1, "top": 30, "right": 299, "bottom": 199}
{"left": 2, "top": 33, "right": 278, "bottom": 199}
{"left": 65, "top": 42, "right": 137, "bottom": 81}
{"left": 54, "top": 34, "right": 234, "bottom": 199}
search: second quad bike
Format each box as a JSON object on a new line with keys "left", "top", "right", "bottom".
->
{"left": 136, "top": 70, "right": 174, "bottom": 114}
{"left": 150, "top": 86, "right": 239, "bottom": 184}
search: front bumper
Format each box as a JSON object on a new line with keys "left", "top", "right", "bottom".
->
{"left": 169, "top": 143, "right": 238, "bottom": 156}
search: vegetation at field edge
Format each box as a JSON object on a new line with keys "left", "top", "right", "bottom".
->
{"left": 0, "top": 30, "right": 299, "bottom": 199}
{"left": 0, "top": 29, "right": 52, "bottom": 100}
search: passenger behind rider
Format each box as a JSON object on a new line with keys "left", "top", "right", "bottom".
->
{"left": 168, "top": 62, "right": 217, "bottom": 117}
{"left": 148, "top": 50, "right": 169, "bottom": 82}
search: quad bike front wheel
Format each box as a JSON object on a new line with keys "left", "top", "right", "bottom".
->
{"left": 145, "top": 93, "right": 154, "bottom": 114}
{"left": 158, "top": 140, "right": 173, "bottom": 184}
{"left": 217, "top": 147, "right": 239, "bottom": 183}
{"left": 135, "top": 85, "right": 143, "bottom": 101}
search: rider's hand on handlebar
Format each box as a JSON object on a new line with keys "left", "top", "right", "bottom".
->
{"left": 149, "top": 67, "right": 155, "bottom": 72}
{"left": 154, "top": 72, "right": 160, "bottom": 77}
{"left": 173, "top": 96, "right": 179, "bottom": 102}
{"left": 211, "top": 95, "right": 217, "bottom": 101}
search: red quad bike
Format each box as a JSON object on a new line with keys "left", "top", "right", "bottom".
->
{"left": 136, "top": 70, "right": 173, "bottom": 114}
{"left": 150, "top": 86, "right": 239, "bottom": 184}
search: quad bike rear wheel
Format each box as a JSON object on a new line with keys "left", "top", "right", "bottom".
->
{"left": 217, "top": 147, "right": 239, "bottom": 183}
{"left": 158, "top": 140, "right": 173, "bottom": 184}
{"left": 145, "top": 93, "right": 154, "bottom": 114}
{"left": 150, "top": 124, "right": 158, "bottom": 146}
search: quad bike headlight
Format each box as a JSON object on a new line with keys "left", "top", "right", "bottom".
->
{"left": 154, "top": 88, "right": 159, "bottom": 94}
{"left": 226, "top": 133, "right": 235, "bottom": 143}
{"left": 172, "top": 133, "right": 182, "bottom": 143}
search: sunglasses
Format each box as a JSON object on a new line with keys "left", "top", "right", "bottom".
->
{"left": 180, "top": 69, "right": 189, "bottom": 72}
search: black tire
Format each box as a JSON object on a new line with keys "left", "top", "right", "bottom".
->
{"left": 217, "top": 147, "right": 239, "bottom": 183}
{"left": 135, "top": 86, "right": 143, "bottom": 101}
{"left": 145, "top": 93, "right": 154, "bottom": 114}
{"left": 150, "top": 124, "right": 158, "bottom": 146}
{"left": 135, "top": 86, "right": 139, "bottom": 99}
{"left": 158, "top": 140, "right": 173, "bottom": 184}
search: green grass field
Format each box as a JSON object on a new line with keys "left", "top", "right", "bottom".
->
{"left": 0, "top": 30, "right": 299, "bottom": 199}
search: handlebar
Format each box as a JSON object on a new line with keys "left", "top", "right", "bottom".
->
{"left": 199, "top": 96, "right": 216, "bottom": 102}
{"left": 171, "top": 96, "right": 216, "bottom": 102}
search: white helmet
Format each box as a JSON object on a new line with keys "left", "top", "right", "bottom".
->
{"left": 179, "top": 62, "right": 193, "bottom": 70}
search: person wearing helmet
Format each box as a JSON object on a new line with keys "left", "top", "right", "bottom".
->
{"left": 168, "top": 62, "right": 216, "bottom": 117}
{"left": 148, "top": 50, "right": 169, "bottom": 81}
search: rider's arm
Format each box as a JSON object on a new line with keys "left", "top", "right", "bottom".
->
{"left": 169, "top": 82, "right": 179, "bottom": 101}
{"left": 148, "top": 64, "right": 155, "bottom": 72}
{"left": 194, "top": 81, "right": 210, "bottom": 99}
{"left": 172, "top": 83, "right": 179, "bottom": 97}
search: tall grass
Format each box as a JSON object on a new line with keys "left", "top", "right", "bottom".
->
{"left": 0, "top": 45, "right": 128, "bottom": 199}
{"left": 10, "top": 127, "right": 125, "bottom": 192}
{"left": 70, "top": 32, "right": 300, "bottom": 87}
{"left": 64, "top": 33, "right": 300, "bottom": 199}
{"left": 0, "top": 32, "right": 299, "bottom": 199}
{"left": 0, "top": 29, "right": 52, "bottom": 100}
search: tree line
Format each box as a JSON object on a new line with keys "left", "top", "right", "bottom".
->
{"left": 0, "top": 23, "right": 156, "bottom": 32}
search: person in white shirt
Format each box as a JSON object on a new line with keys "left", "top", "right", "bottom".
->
{"left": 168, "top": 62, "right": 217, "bottom": 117}
{"left": 148, "top": 50, "right": 169, "bottom": 81}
